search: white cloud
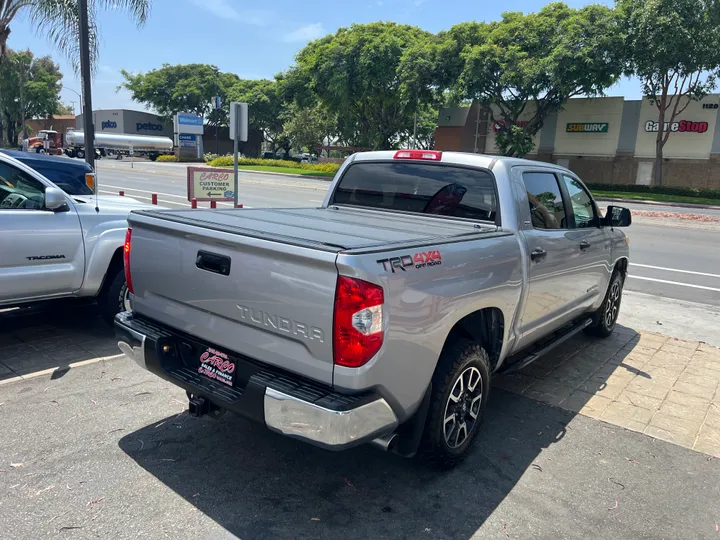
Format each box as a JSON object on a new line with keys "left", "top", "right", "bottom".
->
{"left": 100, "top": 65, "right": 114, "bottom": 74}
{"left": 283, "top": 23, "right": 325, "bottom": 44}
{"left": 188, "top": 0, "right": 268, "bottom": 25}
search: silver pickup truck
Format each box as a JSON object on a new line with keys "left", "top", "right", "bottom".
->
{"left": 116, "top": 150, "right": 631, "bottom": 466}
{"left": 0, "top": 152, "right": 155, "bottom": 323}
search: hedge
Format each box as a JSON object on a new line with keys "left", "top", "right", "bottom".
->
{"left": 207, "top": 156, "right": 340, "bottom": 174}
{"left": 586, "top": 183, "right": 720, "bottom": 200}
{"left": 156, "top": 155, "right": 178, "bottom": 162}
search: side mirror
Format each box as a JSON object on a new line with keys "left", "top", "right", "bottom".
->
{"left": 605, "top": 205, "right": 631, "bottom": 227}
{"left": 45, "top": 186, "right": 70, "bottom": 212}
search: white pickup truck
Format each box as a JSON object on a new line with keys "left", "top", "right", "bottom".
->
{"left": 0, "top": 151, "right": 156, "bottom": 322}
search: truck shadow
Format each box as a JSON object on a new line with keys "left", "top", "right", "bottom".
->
{"left": 118, "top": 325, "right": 646, "bottom": 540}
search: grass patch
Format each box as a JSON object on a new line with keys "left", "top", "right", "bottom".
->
{"left": 216, "top": 164, "right": 335, "bottom": 177}
{"left": 591, "top": 190, "right": 720, "bottom": 206}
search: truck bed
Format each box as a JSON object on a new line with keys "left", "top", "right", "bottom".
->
{"left": 131, "top": 206, "right": 493, "bottom": 252}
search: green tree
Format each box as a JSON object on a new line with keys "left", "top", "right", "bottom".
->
{"left": 0, "top": 49, "right": 63, "bottom": 145}
{"left": 226, "top": 78, "right": 290, "bottom": 155}
{"left": 290, "top": 22, "right": 435, "bottom": 149}
{"left": 619, "top": 0, "right": 720, "bottom": 186}
{"left": 120, "top": 64, "right": 238, "bottom": 123}
{"left": 0, "top": 0, "right": 149, "bottom": 144}
{"left": 444, "top": 3, "right": 625, "bottom": 156}
{"left": 283, "top": 104, "right": 336, "bottom": 156}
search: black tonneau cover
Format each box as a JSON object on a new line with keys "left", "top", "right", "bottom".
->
{"left": 132, "top": 206, "right": 497, "bottom": 251}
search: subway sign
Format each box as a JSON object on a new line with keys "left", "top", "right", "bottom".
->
{"left": 566, "top": 122, "right": 609, "bottom": 133}
{"left": 644, "top": 120, "right": 708, "bottom": 133}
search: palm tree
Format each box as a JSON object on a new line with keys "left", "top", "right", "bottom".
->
{"left": 0, "top": 0, "right": 149, "bottom": 144}
{"left": 0, "top": 1, "right": 150, "bottom": 67}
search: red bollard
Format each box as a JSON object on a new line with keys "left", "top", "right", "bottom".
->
{"left": 237, "top": 204, "right": 243, "bottom": 208}
{"left": 151, "top": 193, "right": 158, "bottom": 205}
{"left": 119, "top": 190, "right": 124, "bottom": 196}
{"left": 191, "top": 198, "right": 197, "bottom": 209}
{"left": 210, "top": 200, "right": 217, "bottom": 209}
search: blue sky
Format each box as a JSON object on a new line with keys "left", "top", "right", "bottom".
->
{"left": 8, "top": 0, "right": 642, "bottom": 114}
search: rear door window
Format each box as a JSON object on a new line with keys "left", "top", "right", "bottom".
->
{"left": 521, "top": 172, "right": 567, "bottom": 230}
{"left": 330, "top": 162, "right": 498, "bottom": 222}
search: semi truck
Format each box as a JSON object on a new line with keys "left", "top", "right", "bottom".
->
{"left": 21, "top": 130, "right": 63, "bottom": 155}
{"left": 64, "top": 130, "right": 174, "bottom": 161}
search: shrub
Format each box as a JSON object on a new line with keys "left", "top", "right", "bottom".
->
{"left": 207, "top": 156, "right": 340, "bottom": 174}
{"left": 586, "top": 183, "right": 720, "bottom": 200}
{"left": 156, "top": 155, "right": 178, "bottom": 162}
{"left": 203, "top": 152, "right": 218, "bottom": 163}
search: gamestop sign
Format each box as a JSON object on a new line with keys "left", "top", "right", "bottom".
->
{"left": 644, "top": 120, "right": 709, "bottom": 133}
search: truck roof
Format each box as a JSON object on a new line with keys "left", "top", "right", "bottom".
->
{"left": 350, "top": 150, "right": 570, "bottom": 173}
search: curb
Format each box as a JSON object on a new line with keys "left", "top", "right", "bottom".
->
{"left": 594, "top": 197, "right": 720, "bottom": 211}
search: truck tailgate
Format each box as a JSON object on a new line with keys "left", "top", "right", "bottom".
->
{"left": 127, "top": 211, "right": 339, "bottom": 385}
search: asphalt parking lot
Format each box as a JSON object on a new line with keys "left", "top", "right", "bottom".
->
{"left": 1, "top": 301, "right": 720, "bottom": 539}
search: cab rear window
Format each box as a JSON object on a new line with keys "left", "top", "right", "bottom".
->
{"left": 330, "top": 162, "right": 498, "bottom": 223}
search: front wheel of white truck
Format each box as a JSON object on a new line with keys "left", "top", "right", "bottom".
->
{"left": 420, "top": 338, "right": 491, "bottom": 468}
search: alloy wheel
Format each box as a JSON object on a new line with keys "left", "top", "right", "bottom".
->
{"left": 443, "top": 366, "right": 483, "bottom": 449}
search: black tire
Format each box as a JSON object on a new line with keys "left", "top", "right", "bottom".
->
{"left": 584, "top": 271, "right": 624, "bottom": 338}
{"left": 420, "top": 338, "right": 491, "bottom": 468}
{"left": 98, "top": 268, "right": 129, "bottom": 325}
{"left": 76, "top": 149, "right": 85, "bottom": 159}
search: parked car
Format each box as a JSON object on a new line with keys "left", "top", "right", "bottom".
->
{"left": 0, "top": 151, "right": 159, "bottom": 323}
{"left": 1, "top": 149, "right": 94, "bottom": 196}
{"left": 115, "top": 150, "right": 631, "bottom": 466}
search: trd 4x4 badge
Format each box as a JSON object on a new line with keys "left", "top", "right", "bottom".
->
{"left": 377, "top": 250, "right": 442, "bottom": 273}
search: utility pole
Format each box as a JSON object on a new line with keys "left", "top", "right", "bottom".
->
{"left": 78, "top": 0, "right": 95, "bottom": 169}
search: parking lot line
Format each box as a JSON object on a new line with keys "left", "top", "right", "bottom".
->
{"left": 0, "top": 354, "right": 124, "bottom": 386}
{"left": 628, "top": 275, "right": 720, "bottom": 292}
{"left": 630, "top": 263, "right": 720, "bottom": 279}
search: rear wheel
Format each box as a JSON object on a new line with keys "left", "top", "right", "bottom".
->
{"left": 98, "top": 268, "right": 129, "bottom": 325}
{"left": 420, "top": 338, "right": 491, "bottom": 468}
{"left": 76, "top": 149, "right": 85, "bottom": 159}
{"left": 585, "top": 271, "right": 624, "bottom": 338}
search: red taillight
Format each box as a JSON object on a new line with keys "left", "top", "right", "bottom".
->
{"left": 393, "top": 150, "right": 442, "bottom": 161}
{"left": 123, "top": 228, "right": 133, "bottom": 295}
{"left": 333, "top": 276, "right": 384, "bottom": 368}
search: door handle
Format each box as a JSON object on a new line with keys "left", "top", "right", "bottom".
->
{"left": 530, "top": 248, "right": 547, "bottom": 261}
{"left": 579, "top": 241, "right": 591, "bottom": 250}
{"left": 196, "top": 250, "right": 231, "bottom": 276}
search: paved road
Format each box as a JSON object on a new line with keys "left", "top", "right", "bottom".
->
{"left": 94, "top": 161, "right": 720, "bottom": 307}
{"left": 1, "top": 324, "right": 719, "bottom": 540}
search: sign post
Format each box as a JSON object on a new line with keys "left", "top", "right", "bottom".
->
{"left": 174, "top": 112, "right": 205, "bottom": 161}
{"left": 229, "top": 102, "right": 248, "bottom": 208}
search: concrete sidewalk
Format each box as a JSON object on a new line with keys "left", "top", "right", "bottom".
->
{"left": 496, "top": 329, "right": 720, "bottom": 457}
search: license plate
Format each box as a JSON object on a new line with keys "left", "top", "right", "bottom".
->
{"left": 197, "top": 346, "right": 236, "bottom": 387}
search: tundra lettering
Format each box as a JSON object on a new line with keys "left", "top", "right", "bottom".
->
{"left": 236, "top": 304, "right": 324, "bottom": 342}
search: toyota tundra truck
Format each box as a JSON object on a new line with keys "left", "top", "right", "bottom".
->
{"left": 115, "top": 150, "right": 631, "bottom": 466}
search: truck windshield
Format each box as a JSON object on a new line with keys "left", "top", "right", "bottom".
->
{"left": 330, "top": 162, "right": 498, "bottom": 223}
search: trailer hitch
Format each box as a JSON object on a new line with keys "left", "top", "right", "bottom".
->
{"left": 187, "top": 393, "right": 225, "bottom": 420}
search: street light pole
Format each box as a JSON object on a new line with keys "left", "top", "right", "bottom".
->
{"left": 78, "top": 0, "right": 95, "bottom": 169}
{"left": 65, "top": 88, "right": 83, "bottom": 114}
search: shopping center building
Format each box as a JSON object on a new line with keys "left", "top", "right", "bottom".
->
{"left": 434, "top": 95, "right": 720, "bottom": 189}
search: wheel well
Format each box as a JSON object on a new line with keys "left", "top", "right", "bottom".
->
{"left": 100, "top": 248, "right": 124, "bottom": 293}
{"left": 615, "top": 258, "right": 628, "bottom": 278}
{"left": 442, "top": 308, "right": 505, "bottom": 370}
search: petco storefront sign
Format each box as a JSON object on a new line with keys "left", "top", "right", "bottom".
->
{"left": 644, "top": 120, "right": 709, "bottom": 133}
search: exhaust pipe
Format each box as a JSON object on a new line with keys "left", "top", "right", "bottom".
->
{"left": 370, "top": 433, "right": 399, "bottom": 452}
